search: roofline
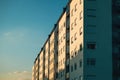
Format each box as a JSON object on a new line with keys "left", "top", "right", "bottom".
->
{"left": 34, "top": 0, "right": 71, "bottom": 64}
{"left": 39, "top": 8, "right": 67, "bottom": 52}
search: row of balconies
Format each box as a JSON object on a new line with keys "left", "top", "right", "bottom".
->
{"left": 33, "top": 1, "right": 71, "bottom": 80}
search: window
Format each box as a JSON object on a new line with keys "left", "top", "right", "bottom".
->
{"left": 74, "top": 18, "right": 77, "bottom": 26}
{"left": 79, "top": 60, "right": 82, "bottom": 67}
{"left": 75, "top": 4, "right": 77, "bottom": 12}
{"left": 56, "top": 72, "right": 58, "bottom": 78}
{"left": 80, "top": 11, "right": 82, "bottom": 20}
{"left": 74, "top": 51, "right": 77, "bottom": 57}
{"left": 66, "top": 65, "right": 69, "bottom": 73}
{"left": 64, "top": 22, "right": 66, "bottom": 27}
{"left": 71, "top": 9, "right": 73, "bottom": 16}
{"left": 79, "top": 27, "right": 82, "bottom": 35}
{"left": 87, "top": 42, "right": 96, "bottom": 49}
{"left": 71, "top": 51, "right": 74, "bottom": 58}
{"left": 80, "top": 0, "right": 82, "bottom": 4}
{"left": 74, "top": 46, "right": 77, "bottom": 56}
{"left": 71, "top": 37, "right": 73, "bottom": 44}
{"left": 87, "top": 58, "right": 96, "bottom": 66}
{"left": 87, "top": 14, "right": 96, "bottom": 18}
{"left": 71, "top": 65, "right": 73, "bottom": 72}
{"left": 74, "top": 33, "right": 77, "bottom": 40}
{"left": 71, "top": 23, "right": 73, "bottom": 30}
{"left": 74, "top": 63, "right": 77, "bottom": 70}
{"left": 80, "top": 44, "right": 82, "bottom": 51}
{"left": 63, "top": 33, "right": 65, "bottom": 39}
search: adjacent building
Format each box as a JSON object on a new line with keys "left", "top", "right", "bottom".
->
{"left": 112, "top": 0, "right": 120, "bottom": 80}
{"left": 32, "top": 0, "right": 120, "bottom": 80}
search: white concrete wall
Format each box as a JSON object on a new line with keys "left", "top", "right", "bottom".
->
{"left": 58, "top": 12, "right": 66, "bottom": 80}
{"left": 69, "top": 0, "right": 84, "bottom": 80}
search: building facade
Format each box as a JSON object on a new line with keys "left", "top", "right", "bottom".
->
{"left": 32, "top": 0, "right": 120, "bottom": 80}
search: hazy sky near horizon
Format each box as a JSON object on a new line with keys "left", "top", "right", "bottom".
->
{"left": 0, "top": 0, "right": 68, "bottom": 80}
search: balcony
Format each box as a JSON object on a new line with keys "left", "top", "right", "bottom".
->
{"left": 66, "top": 5, "right": 70, "bottom": 16}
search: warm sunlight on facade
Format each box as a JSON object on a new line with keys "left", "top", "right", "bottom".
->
{"left": 32, "top": 66, "right": 34, "bottom": 80}
{"left": 32, "top": 0, "right": 120, "bottom": 80}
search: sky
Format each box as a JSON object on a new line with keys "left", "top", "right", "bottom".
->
{"left": 0, "top": 0, "right": 68, "bottom": 80}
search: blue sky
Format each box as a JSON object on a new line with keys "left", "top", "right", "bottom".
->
{"left": 0, "top": 0, "right": 68, "bottom": 80}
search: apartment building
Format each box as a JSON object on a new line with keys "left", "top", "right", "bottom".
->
{"left": 32, "top": 0, "right": 120, "bottom": 80}
{"left": 69, "top": 0, "right": 112, "bottom": 80}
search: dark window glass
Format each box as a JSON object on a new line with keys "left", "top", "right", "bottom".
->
{"left": 87, "top": 58, "right": 96, "bottom": 66}
{"left": 66, "top": 65, "right": 69, "bottom": 73}
{"left": 79, "top": 27, "right": 82, "bottom": 35}
{"left": 79, "top": 60, "right": 82, "bottom": 67}
{"left": 74, "top": 63, "right": 77, "bottom": 70}
{"left": 71, "top": 65, "right": 73, "bottom": 72}
{"left": 87, "top": 42, "right": 96, "bottom": 49}
{"left": 80, "top": 44, "right": 82, "bottom": 51}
